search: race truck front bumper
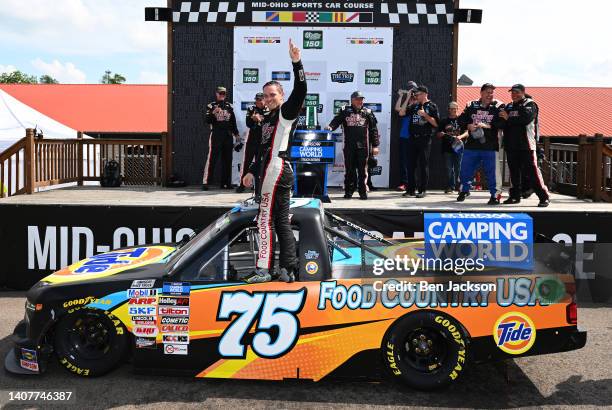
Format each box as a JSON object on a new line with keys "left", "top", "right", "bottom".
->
{"left": 4, "top": 319, "right": 47, "bottom": 375}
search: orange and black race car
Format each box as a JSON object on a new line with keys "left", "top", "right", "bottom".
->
{"left": 5, "top": 198, "right": 586, "bottom": 390}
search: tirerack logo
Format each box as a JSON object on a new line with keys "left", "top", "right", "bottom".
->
{"left": 331, "top": 71, "right": 354, "bottom": 83}
{"left": 160, "top": 316, "right": 189, "bottom": 325}
{"left": 493, "top": 312, "right": 536, "bottom": 355}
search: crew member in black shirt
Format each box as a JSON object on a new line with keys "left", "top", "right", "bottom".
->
{"left": 436, "top": 101, "right": 466, "bottom": 193}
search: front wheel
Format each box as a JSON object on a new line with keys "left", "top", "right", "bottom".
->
{"left": 54, "top": 308, "right": 128, "bottom": 377}
{"left": 382, "top": 311, "right": 469, "bottom": 390}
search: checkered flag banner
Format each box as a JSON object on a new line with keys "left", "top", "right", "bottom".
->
{"left": 380, "top": 3, "right": 454, "bottom": 25}
{"left": 173, "top": 1, "right": 246, "bottom": 23}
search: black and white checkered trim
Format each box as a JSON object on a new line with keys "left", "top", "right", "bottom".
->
{"left": 173, "top": 1, "right": 246, "bottom": 23}
{"left": 380, "top": 3, "right": 453, "bottom": 24}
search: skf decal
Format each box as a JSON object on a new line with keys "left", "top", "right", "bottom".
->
{"left": 493, "top": 312, "right": 536, "bottom": 355}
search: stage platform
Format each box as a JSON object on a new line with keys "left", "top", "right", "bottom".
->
{"left": 1, "top": 185, "right": 610, "bottom": 212}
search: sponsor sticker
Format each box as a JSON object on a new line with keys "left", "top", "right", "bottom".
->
{"left": 364, "top": 102, "right": 382, "bottom": 112}
{"left": 20, "top": 359, "right": 39, "bottom": 372}
{"left": 243, "top": 68, "right": 259, "bottom": 84}
{"left": 305, "top": 72, "right": 321, "bottom": 82}
{"left": 161, "top": 324, "right": 189, "bottom": 333}
{"left": 158, "top": 296, "right": 190, "bottom": 306}
{"left": 303, "top": 30, "right": 323, "bottom": 49}
{"left": 162, "top": 282, "right": 190, "bottom": 296}
{"left": 305, "top": 261, "right": 319, "bottom": 275}
{"left": 304, "top": 250, "right": 319, "bottom": 260}
{"left": 132, "top": 325, "right": 159, "bottom": 337}
{"left": 493, "top": 312, "right": 536, "bottom": 355}
{"left": 160, "top": 316, "right": 189, "bottom": 325}
{"left": 135, "top": 337, "right": 157, "bottom": 349}
{"left": 158, "top": 306, "right": 190, "bottom": 316}
{"left": 130, "top": 279, "right": 156, "bottom": 288}
{"left": 130, "top": 315, "right": 156, "bottom": 322}
{"left": 164, "top": 344, "right": 188, "bottom": 355}
{"left": 128, "top": 306, "right": 157, "bottom": 316}
{"left": 364, "top": 69, "right": 381, "bottom": 85}
{"left": 331, "top": 71, "right": 354, "bottom": 83}
{"left": 333, "top": 100, "right": 349, "bottom": 114}
{"left": 129, "top": 297, "right": 157, "bottom": 306}
{"left": 162, "top": 333, "right": 190, "bottom": 344}
{"left": 21, "top": 348, "right": 37, "bottom": 361}
{"left": 127, "top": 288, "right": 157, "bottom": 298}
{"left": 272, "top": 71, "right": 291, "bottom": 81}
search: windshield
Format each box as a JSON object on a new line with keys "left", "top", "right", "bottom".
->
{"left": 167, "top": 211, "right": 232, "bottom": 268}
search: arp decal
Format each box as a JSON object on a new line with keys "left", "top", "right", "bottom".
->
{"left": 493, "top": 312, "right": 536, "bottom": 355}
{"left": 216, "top": 289, "right": 306, "bottom": 359}
{"left": 129, "top": 297, "right": 157, "bottom": 305}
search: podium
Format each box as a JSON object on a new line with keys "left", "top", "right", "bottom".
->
{"left": 290, "top": 130, "right": 335, "bottom": 203}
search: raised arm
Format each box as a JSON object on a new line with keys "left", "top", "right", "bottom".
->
{"left": 280, "top": 39, "right": 307, "bottom": 121}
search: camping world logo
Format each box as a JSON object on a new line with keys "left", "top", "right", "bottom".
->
{"left": 493, "top": 312, "right": 536, "bottom": 355}
{"left": 243, "top": 68, "right": 259, "bottom": 84}
{"left": 365, "top": 69, "right": 381, "bottom": 85}
{"left": 272, "top": 71, "right": 291, "bottom": 81}
{"left": 303, "top": 30, "right": 323, "bottom": 49}
{"left": 331, "top": 71, "right": 354, "bottom": 84}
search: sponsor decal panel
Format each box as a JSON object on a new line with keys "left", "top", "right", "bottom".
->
{"left": 164, "top": 344, "right": 188, "bottom": 355}
{"left": 272, "top": 71, "right": 291, "bottom": 81}
{"left": 132, "top": 325, "right": 159, "bottom": 337}
{"left": 347, "top": 37, "right": 384, "bottom": 45}
{"left": 303, "top": 30, "right": 323, "bottom": 49}
{"left": 364, "top": 69, "right": 381, "bottom": 85}
{"left": 20, "top": 359, "right": 39, "bottom": 372}
{"left": 162, "top": 282, "right": 190, "bottom": 296}
{"left": 131, "top": 315, "right": 156, "bottom": 322}
{"left": 494, "top": 312, "right": 536, "bottom": 355}
{"left": 158, "top": 296, "right": 190, "bottom": 306}
{"left": 364, "top": 103, "right": 382, "bottom": 112}
{"left": 129, "top": 297, "right": 157, "bottom": 306}
{"left": 331, "top": 71, "right": 354, "bottom": 83}
{"left": 305, "top": 71, "right": 321, "bottom": 82}
{"left": 162, "top": 334, "right": 190, "bottom": 344}
{"left": 241, "top": 101, "right": 255, "bottom": 111}
{"left": 127, "top": 288, "right": 157, "bottom": 298}
{"left": 305, "top": 261, "right": 319, "bottom": 275}
{"left": 242, "top": 68, "right": 259, "bottom": 83}
{"left": 161, "top": 324, "right": 189, "bottom": 333}
{"left": 135, "top": 337, "right": 157, "bottom": 349}
{"left": 130, "top": 279, "right": 156, "bottom": 288}
{"left": 160, "top": 316, "right": 189, "bottom": 325}
{"left": 244, "top": 36, "right": 280, "bottom": 44}
{"left": 333, "top": 100, "right": 349, "bottom": 114}
{"left": 158, "top": 306, "right": 190, "bottom": 316}
{"left": 128, "top": 306, "right": 157, "bottom": 316}
{"left": 21, "top": 348, "right": 37, "bottom": 361}
{"left": 304, "top": 250, "right": 319, "bottom": 260}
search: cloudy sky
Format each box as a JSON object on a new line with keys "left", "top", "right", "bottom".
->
{"left": 1, "top": 0, "right": 611, "bottom": 86}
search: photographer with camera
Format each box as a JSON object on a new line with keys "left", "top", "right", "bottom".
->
{"left": 456, "top": 83, "right": 504, "bottom": 205}
{"left": 236, "top": 92, "right": 268, "bottom": 193}
{"left": 401, "top": 85, "right": 438, "bottom": 198}
{"left": 394, "top": 81, "right": 417, "bottom": 191}
{"left": 436, "top": 102, "right": 467, "bottom": 193}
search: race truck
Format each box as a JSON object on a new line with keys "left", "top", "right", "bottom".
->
{"left": 5, "top": 198, "right": 586, "bottom": 390}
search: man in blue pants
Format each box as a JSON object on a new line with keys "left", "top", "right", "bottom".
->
{"left": 457, "top": 83, "right": 504, "bottom": 205}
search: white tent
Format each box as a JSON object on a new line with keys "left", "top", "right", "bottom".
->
{"left": 0, "top": 89, "right": 85, "bottom": 152}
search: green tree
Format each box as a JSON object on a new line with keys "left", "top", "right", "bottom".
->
{"left": 0, "top": 70, "right": 38, "bottom": 84}
{"left": 39, "top": 74, "right": 59, "bottom": 84}
{"left": 100, "top": 70, "right": 126, "bottom": 84}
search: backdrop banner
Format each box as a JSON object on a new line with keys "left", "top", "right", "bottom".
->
{"left": 233, "top": 26, "right": 393, "bottom": 187}
{"left": 1, "top": 204, "right": 610, "bottom": 303}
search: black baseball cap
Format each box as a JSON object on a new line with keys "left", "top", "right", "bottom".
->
{"left": 216, "top": 86, "right": 227, "bottom": 93}
{"left": 255, "top": 92, "right": 264, "bottom": 100}
{"left": 415, "top": 85, "right": 428, "bottom": 94}
{"left": 509, "top": 84, "right": 525, "bottom": 92}
{"left": 351, "top": 91, "right": 365, "bottom": 99}
{"left": 407, "top": 80, "right": 418, "bottom": 91}
{"left": 481, "top": 83, "right": 495, "bottom": 91}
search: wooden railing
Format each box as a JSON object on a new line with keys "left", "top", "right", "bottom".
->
{"left": 1, "top": 129, "right": 168, "bottom": 198}
{"left": 575, "top": 134, "right": 612, "bottom": 202}
{"left": 541, "top": 140, "right": 579, "bottom": 196}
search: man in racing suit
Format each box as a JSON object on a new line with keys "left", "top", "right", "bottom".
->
{"left": 242, "top": 39, "right": 306, "bottom": 283}
{"left": 326, "top": 91, "right": 380, "bottom": 200}
{"left": 499, "top": 84, "right": 550, "bottom": 207}
{"left": 236, "top": 92, "right": 268, "bottom": 193}
{"left": 456, "top": 83, "right": 505, "bottom": 205}
{"left": 202, "top": 86, "right": 240, "bottom": 190}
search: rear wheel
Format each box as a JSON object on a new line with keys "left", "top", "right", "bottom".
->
{"left": 54, "top": 308, "right": 128, "bottom": 377}
{"left": 382, "top": 311, "right": 469, "bottom": 390}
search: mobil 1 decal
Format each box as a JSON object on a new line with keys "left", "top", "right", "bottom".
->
{"left": 216, "top": 288, "right": 306, "bottom": 359}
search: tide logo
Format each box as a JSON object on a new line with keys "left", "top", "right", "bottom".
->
{"left": 493, "top": 312, "right": 536, "bottom": 355}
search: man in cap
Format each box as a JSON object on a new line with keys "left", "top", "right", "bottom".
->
{"left": 326, "top": 91, "right": 380, "bottom": 200}
{"left": 202, "top": 86, "right": 240, "bottom": 190}
{"left": 498, "top": 84, "right": 550, "bottom": 207}
{"left": 395, "top": 81, "right": 418, "bottom": 191}
{"left": 236, "top": 92, "right": 268, "bottom": 193}
{"left": 436, "top": 101, "right": 467, "bottom": 193}
{"left": 402, "top": 85, "right": 439, "bottom": 198}
{"left": 456, "top": 83, "right": 505, "bottom": 205}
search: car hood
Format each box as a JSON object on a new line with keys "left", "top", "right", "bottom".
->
{"left": 40, "top": 246, "right": 177, "bottom": 285}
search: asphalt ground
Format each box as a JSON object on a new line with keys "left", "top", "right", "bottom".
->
{"left": 1, "top": 292, "right": 611, "bottom": 410}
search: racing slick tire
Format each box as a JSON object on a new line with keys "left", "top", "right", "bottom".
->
{"left": 381, "top": 311, "right": 469, "bottom": 390}
{"left": 54, "top": 308, "right": 128, "bottom": 377}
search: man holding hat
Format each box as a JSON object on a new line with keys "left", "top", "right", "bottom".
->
{"left": 237, "top": 92, "right": 268, "bottom": 193}
{"left": 456, "top": 83, "right": 504, "bottom": 205}
{"left": 498, "top": 84, "right": 550, "bottom": 207}
{"left": 326, "top": 91, "right": 380, "bottom": 200}
{"left": 202, "top": 86, "right": 240, "bottom": 190}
